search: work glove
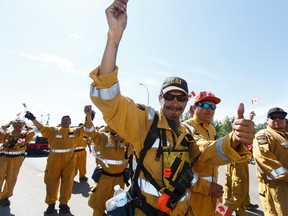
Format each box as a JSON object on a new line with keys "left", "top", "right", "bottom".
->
{"left": 25, "top": 111, "right": 36, "bottom": 121}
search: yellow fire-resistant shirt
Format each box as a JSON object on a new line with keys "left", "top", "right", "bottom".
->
{"left": 183, "top": 116, "right": 223, "bottom": 216}
{"left": 253, "top": 126, "right": 288, "bottom": 215}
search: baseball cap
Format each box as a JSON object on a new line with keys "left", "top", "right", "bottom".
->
{"left": 267, "top": 107, "right": 287, "bottom": 118}
{"left": 194, "top": 91, "right": 221, "bottom": 104}
{"left": 161, "top": 77, "right": 188, "bottom": 95}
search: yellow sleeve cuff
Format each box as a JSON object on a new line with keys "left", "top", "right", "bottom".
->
{"left": 89, "top": 66, "right": 119, "bottom": 89}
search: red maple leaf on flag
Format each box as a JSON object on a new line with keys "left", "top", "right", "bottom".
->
{"left": 251, "top": 98, "right": 260, "bottom": 104}
{"left": 216, "top": 202, "right": 231, "bottom": 216}
{"left": 22, "top": 103, "right": 27, "bottom": 108}
{"left": 188, "top": 91, "right": 196, "bottom": 99}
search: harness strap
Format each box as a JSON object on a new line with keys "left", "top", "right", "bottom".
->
{"left": 132, "top": 113, "right": 159, "bottom": 188}
{"left": 130, "top": 113, "right": 161, "bottom": 215}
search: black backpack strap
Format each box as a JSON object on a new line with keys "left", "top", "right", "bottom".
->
{"left": 124, "top": 148, "right": 134, "bottom": 187}
{"left": 129, "top": 112, "right": 169, "bottom": 215}
{"left": 132, "top": 112, "right": 159, "bottom": 187}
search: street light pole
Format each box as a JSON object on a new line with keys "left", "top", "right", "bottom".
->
{"left": 140, "top": 83, "right": 149, "bottom": 105}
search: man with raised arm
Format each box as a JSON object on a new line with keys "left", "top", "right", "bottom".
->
{"left": 87, "top": 1, "right": 255, "bottom": 215}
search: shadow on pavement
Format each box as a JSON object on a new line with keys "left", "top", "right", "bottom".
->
{"left": 72, "top": 180, "right": 90, "bottom": 198}
{"left": 43, "top": 211, "right": 75, "bottom": 216}
{"left": 0, "top": 206, "right": 15, "bottom": 216}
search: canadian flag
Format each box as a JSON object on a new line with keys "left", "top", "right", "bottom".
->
{"left": 251, "top": 98, "right": 260, "bottom": 104}
{"left": 216, "top": 202, "right": 231, "bottom": 216}
{"left": 188, "top": 91, "right": 196, "bottom": 99}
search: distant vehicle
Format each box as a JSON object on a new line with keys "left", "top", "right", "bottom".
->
{"left": 26, "top": 134, "right": 49, "bottom": 156}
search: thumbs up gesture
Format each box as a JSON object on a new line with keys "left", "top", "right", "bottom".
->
{"left": 231, "top": 103, "right": 256, "bottom": 148}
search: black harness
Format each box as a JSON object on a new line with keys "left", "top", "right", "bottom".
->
{"left": 128, "top": 113, "right": 196, "bottom": 215}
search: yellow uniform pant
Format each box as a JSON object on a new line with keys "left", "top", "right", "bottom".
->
{"left": 258, "top": 178, "right": 288, "bottom": 216}
{"left": 44, "top": 153, "right": 75, "bottom": 205}
{"left": 74, "top": 149, "right": 87, "bottom": 178}
{"left": 0, "top": 156, "right": 25, "bottom": 199}
{"left": 88, "top": 174, "right": 125, "bottom": 216}
{"left": 224, "top": 162, "right": 249, "bottom": 216}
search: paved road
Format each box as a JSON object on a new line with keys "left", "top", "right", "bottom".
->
{"left": 0, "top": 150, "right": 264, "bottom": 216}
{"left": 0, "top": 150, "right": 94, "bottom": 216}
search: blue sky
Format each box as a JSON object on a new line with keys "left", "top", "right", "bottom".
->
{"left": 0, "top": 0, "right": 287, "bottom": 127}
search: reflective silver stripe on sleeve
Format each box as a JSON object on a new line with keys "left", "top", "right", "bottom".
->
{"left": 270, "top": 166, "right": 288, "bottom": 178}
{"left": 202, "top": 176, "right": 213, "bottom": 182}
{"left": 147, "top": 106, "right": 155, "bottom": 120}
{"left": 257, "top": 167, "right": 273, "bottom": 180}
{"left": 191, "top": 172, "right": 199, "bottom": 186}
{"left": 90, "top": 82, "right": 120, "bottom": 100}
{"left": 84, "top": 126, "right": 95, "bottom": 133}
{"left": 215, "top": 137, "right": 230, "bottom": 162}
{"left": 75, "top": 147, "right": 85, "bottom": 150}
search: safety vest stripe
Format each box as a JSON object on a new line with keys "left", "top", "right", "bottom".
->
{"left": 84, "top": 126, "right": 95, "bottom": 133}
{"left": 75, "top": 147, "right": 85, "bottom": 150}
{"left": 215, "top": 137, "right": 230, "bottom": 162}
{"left": 90, "top": 82, "right": 120, "bottom": 100}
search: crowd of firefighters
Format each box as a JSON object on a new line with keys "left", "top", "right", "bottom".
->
{"left": 0, "top": 97, "right": 287, "bottom": 216}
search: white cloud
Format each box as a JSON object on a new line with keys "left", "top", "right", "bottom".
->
{"left": 147, "top": 56, "right": 171, "bottom": 67}
{"left": 68, "top": 33, "right": 82, "bottom": 39}
{"left": 14, "top": 51, "right": 86, "bottom": 75}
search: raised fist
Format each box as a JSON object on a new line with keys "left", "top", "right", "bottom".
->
{"left": 25, "top": 111, "right": 36, "bottom": 121}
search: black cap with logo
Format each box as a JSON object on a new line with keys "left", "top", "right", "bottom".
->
{"left": 161, "top": 77, "right": 188, "bottom": 95}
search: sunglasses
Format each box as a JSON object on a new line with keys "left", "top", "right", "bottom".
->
{"left": 195, "top": 102, "right": 217, "bottom": 110}
{"left": 269, "top": 115, "right": 286, "bottom": 120}
{"left": 162, "top": 93, "right": 189, "bottom": 102}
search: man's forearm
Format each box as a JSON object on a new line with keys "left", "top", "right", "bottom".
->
{"left": 99, "top": 34, "right": 121, "bottom": 75}
{"left": 31, "top": 119, "right": 43, "bottom": 130}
